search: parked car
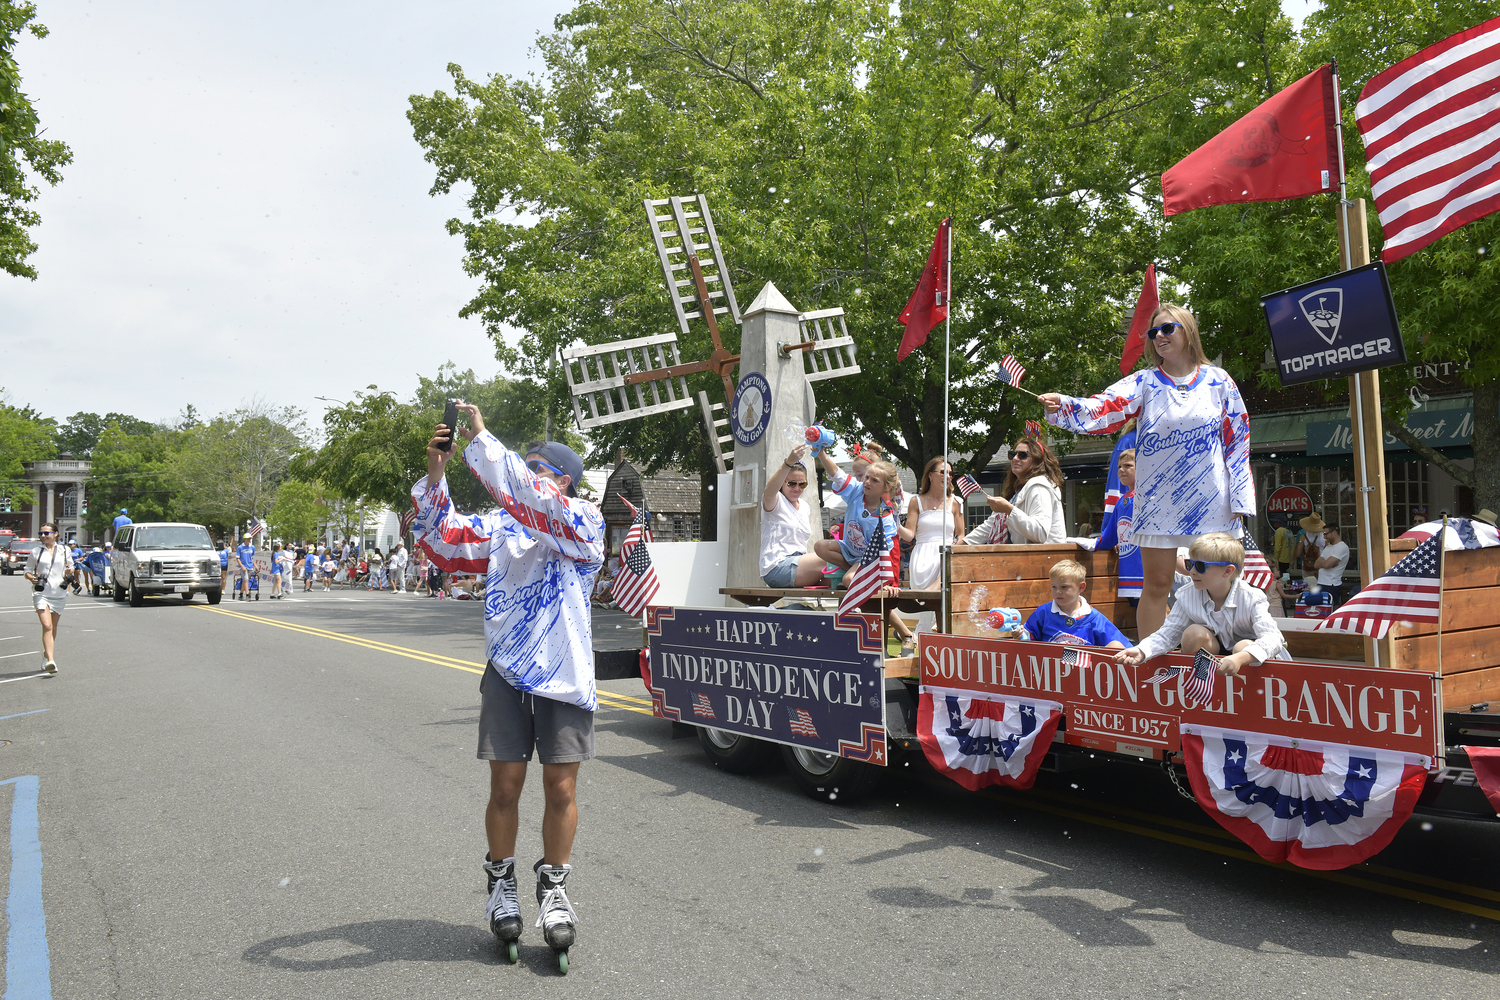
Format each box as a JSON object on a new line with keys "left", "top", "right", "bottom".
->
{"left": 3, "top": 540, "right": 39, "bottom": 576}
{"left": 111, "top": 523, "right": 222, "bottom": 606}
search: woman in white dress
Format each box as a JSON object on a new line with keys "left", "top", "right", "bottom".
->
{"left": 891, "top": 457, "right": 965, "bottom": 652}
{"left": 24, "top": 523, "right": 73, "bottom": 675}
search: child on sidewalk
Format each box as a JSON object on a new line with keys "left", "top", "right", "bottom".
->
{"left": 1019, "top": 559, "right": 1128, "bottom": 648}
{"left": 1115, "top": 531, "right": 1288, "bottom": 676}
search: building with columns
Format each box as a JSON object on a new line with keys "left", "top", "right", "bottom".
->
{"left": 19, "top": 456, "right": 93, "bottom": 543}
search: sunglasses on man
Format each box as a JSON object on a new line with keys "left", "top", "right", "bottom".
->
{"left": 1146, "top": 322, "right": 1183, "bottom": 341}
{"left": 1187, "top": 559, "right": 1238, "bottom": 574}
{"left": 526, "top": 459, "right": 565, "bottom": 477}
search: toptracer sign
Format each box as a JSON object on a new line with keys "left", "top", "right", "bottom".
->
{"left": 1260, "top": 262, "right": 1407, "bottom": 386}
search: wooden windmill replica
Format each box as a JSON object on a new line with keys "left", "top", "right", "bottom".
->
{"left": 562, "top": 194, "right": 861, "bottom": 590}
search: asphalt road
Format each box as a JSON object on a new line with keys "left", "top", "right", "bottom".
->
{"left": 0, "top": 573, "right": 1496, "bottom": 998}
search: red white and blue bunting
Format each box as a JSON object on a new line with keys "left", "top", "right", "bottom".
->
{"left": 1181, "top": 725, "right": 1428, "bottom": 870}
{"left": 917, "top": 688, "right": 1062, "bottom": 791}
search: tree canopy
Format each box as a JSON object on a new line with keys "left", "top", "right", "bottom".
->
{"left": 0, "top": 1, "right": 71, "bottom": 279}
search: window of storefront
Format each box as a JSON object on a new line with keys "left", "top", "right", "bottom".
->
{"left": 1252, "top": 458, "right": 1429, "bottom": 564}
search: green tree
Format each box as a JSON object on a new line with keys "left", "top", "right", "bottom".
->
{"left": 84, "top": 424, "right": 185, "bottom": 535}
{"left": 174, "top": 403, "right": 307, "bottom": 530}
{"left": 0, "top": 1, "right": 71, "bottom": 279}
{"left": 305, "top": 366, "right": 568, "bottom": 514}
{"left": 56, "top": 412, "right": 158, "bottom": 459}
{"left": 407, "top": 0, "right": 1234, "bottom": 477}
{"left": 0, "top": 391, "right": 53, "bottom": 507}
{"left": 268, "top": 479, "right": 325, "bottom": 541}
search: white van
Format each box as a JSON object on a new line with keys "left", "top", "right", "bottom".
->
{"left": 111, "top": 522, "right": 223, "bottom": 606}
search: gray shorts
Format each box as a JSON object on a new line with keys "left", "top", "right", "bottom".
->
{"left": 478, "top": 663, "right": 596, "bottom": 764}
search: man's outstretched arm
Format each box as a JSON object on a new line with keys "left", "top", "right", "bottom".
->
{"left": 411, "top": 421, "right": 496, "bottom": 574}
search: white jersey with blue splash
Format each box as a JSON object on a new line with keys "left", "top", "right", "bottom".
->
{"left": 1047, "top": 365, "right": 1254, "bottom": 537}
{"left": 411, "top": 431, "right": 606, "bottom": 710}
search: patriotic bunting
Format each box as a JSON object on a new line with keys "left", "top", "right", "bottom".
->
{"left": 917, "top": 691, "right": 1063, "bottom": 791}
{"left": 1316, "top": 533, "right": 1444, "bottom": 638}
{"left": 1181, "top": 726, "right": 1429, "bottom": 869}
{"left": 613, "top": 496, "right": 661, "bottom": 617}
{"left": 1398, "top": 517, "right": 1500, "bottom": 550}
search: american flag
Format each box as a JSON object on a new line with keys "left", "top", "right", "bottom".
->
{"left": 955, "top": 474, "right": 983, "bottom": 500}
{"left": 1317, "top": 533, "right": 1445, "bottom": 638}
{"left": 838, "top": 517, "right": 891, "bottom": 615}
{"left": 1024, "top": 419, "right": 1043, "bottom": 440}
{"left": 399, "top": 506, "right": 418, "bottom": 536}
{"left": 1145, "top": 664, "right": 1185, "bottom": 686}
{"left": 1239, "top": 524, "right": 1275, "bottom": 589}
{"left": 692, "top": 693, "right": 715, "bottom": 719}
{"left": 1000, "top": 355, "right": 1027, "bottom": 386}
{"left": 1057, "top": 646, "right": 1095, "bottom": 673}
{"left": 247, "top": 517, "right": 265, "bottom": 538}
{"left": 788, "top": 708, "right": 819, "bottom": 738}
{"left": 612, "top": 496, "right": 660, "bottom": 617}
{"left": 1185, "top": 649, "right": 1218, "bottom": 705}
{"left": 1356, "top": 17, "right": 1500, "bottom": 262}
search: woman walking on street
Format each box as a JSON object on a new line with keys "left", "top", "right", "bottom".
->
{"left": 24, "top": 523, "right": 73, "bottom": 675}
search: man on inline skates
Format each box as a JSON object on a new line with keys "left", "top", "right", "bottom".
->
{"left": 409, "top": 402, "right": 604, "bottom": 973}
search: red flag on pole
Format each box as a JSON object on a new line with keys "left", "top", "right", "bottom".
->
{"left": 1120, "top": 264, "right": 1159, "bottom": 375}
{"left": 897, "top": 218, "right": 951, "bottom": 361}
{"left": 1162, "top": 65, "right": 1338, "bottom": 217}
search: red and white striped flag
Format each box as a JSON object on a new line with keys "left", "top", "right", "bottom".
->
{"left": 1185, "top": 650, "right": 1218, "bottom": 706}
{"left": 1240, "top": 523, "right": 1275, "bottom": 589}
{"left": 1357, "top": 17, "right": 1500, "bottom": 262}
{"left": 399, "top": 506, "right": 418, "bottom": 536}
{"left": 955, "top": 474, "right": 983, "bottom": 500}
{"left": 1317, "top": 533, "right": 1445, "bottom": 638}
{"left": 692, "top": 693, "right": 715, "bottom": 719}
{"left": 1057, "top": 646, "right": 1095, "bottom": 673}
{"left": 838, "top": 517, "right": 892, "bottom": 614}
{"left": 1000, "top": 355, "right": 1027, "bottom": 386}
{"left": 788, "top": 708, "right": 820, "bottom": 738}
{"left": 247, "top": 517, "right": 265, "bottom": 538}
{"left": 612, "top": 496, "right": 660, "bottom": 617}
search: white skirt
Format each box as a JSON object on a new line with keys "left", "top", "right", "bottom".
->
{"left": 1134, "top": 532, "right": 1200, "bottom": 550}
{"left": 33, "top": 590, "right": 65, "bottom": 615}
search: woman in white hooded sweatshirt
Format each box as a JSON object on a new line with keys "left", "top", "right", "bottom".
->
{"left": 959, "top": 433, "right": 1065, "bottom": 545}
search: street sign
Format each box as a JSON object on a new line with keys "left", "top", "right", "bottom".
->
{"left": 1261, "top": 262, "right": 1407, "bottom": 386}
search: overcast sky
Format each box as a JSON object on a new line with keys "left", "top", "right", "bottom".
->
{"left": 3, "top": 0, "right": 1319, "bottom": 432}
{"left": 1, "top": 0, "right": 571, "bottom": 429}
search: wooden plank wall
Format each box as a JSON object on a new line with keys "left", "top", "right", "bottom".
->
{"left": 948, "top": 538, "right": 1500, "bottom": 709}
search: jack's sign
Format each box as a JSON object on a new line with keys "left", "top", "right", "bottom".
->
{"left": 645, "top": 607, "right": 888, "bottom": 764}
{"left": 920, "top": 634, "right": 1440, "bottom": 764}
{"left": 1261, "top": 262, "right": 1407, "bottom": 386}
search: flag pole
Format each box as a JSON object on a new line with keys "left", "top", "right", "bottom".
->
{"left": 941, "top": 218, "right": 952, "bottom": 637}
{"left": 1436, "top": 515, "right": 1448, "bottom": 676}
{"left": 1331, "top": 59, "right": 1393, "bottom": 670}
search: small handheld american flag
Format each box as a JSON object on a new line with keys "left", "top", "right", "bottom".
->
{"left": 612, "top": 496, "right": 660, "bottom": 617}
{"left": 955, "top": 474, "right": 982, "bottom": 500}
{"left": 1185, "top": 649, "right": 1218, "bottom": 705}
{"left": 1145, "top": 664, "right": 1186, "bottom": 686}
{"left": 838, "top": 518, "right": 890, "bottom": 615}
{"left": 1239, "top": 523, "right": 1274, "bottom": 589}
{"left": 1024, "top": 419, "right": 1043, "bottom": 441}
{"left": 1000, "top": 355, "right": 1027, "bottom": 386}
{"left": 1057, "top": 646, "right": 1095, "bottom": 673}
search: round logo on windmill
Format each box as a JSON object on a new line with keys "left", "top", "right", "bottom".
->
{"left": 732, "top": 372, "right": 772, "bottom": 447}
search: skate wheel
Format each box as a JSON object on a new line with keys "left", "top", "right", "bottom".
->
{"left": 557, "top": 950, "right": 568, "bottom": 974}
{"left": 507, "top": 941, "right": 518, "bottom": 964}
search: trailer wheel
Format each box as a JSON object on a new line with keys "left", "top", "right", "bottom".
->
{"left": 780, "top": 745, "right": 885, "bottom": 804}
{"left": 696, "top": 727, "right": 778, "bottom": 774}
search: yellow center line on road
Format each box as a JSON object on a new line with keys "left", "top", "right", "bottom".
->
{"left": 197, "top": 605, "right": 658, "bottom": 715}
{"left": 982, "top": 788, "right": 1500, "bottom": 923}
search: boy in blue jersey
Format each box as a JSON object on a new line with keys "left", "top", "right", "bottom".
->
{"left": 1020, "top": 559, "right": 1128, "bottom": 648}
{"left": 303, "top": 548, "right": 317, "bottom": 592}
{"left": 1092, "top": 448, "right": 1142, "bottom": 601}
{"left": 236, "top": 538, "right": 256, "bottom": 600}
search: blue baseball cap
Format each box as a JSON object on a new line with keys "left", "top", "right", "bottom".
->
{"left": 527, "top": 441, "right": 583, "bottom": 498}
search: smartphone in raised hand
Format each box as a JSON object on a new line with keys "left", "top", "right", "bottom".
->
{"left": 439, "top": 398, "right": 459, "bottom": 452}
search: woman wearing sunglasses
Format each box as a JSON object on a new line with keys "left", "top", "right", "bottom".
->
{"left": 760, "top": 444, "right": 824, "bottom": 588}
{"left": 1038, "top": 303, "right": 1253, "bottom": 639}
{"left": 959, "top": 434, "right": 1065, "bottom": 545}
{"left": 24, "top": 523, "right": 74, "bottom": 675}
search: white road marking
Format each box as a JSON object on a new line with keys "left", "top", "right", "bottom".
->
{"left": 0, "top": 673, "right": 48, "bottom": 685}
{"left": 0, "top": 651, "right": 41, "bottom": 660}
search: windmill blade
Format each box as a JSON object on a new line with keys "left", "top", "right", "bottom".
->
{"left": 645, "top": 194, "right": 742, "bottom": 335}
{"left": 796, "top": 308, "right": 861, "bottom": 383}
{"left": 562, "top": 332, "right": 698, "bottom": 430}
